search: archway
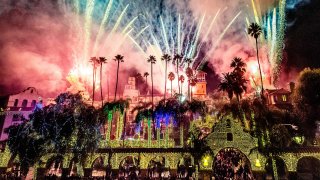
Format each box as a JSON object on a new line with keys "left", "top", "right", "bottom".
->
{"left": 147, "top": 156, "right": 169, "bottom": 179}
{"left": 45, "top": 156, "right": 63, "bottom": 178}
{"left": 177, "top": 155, "right": 194, "bottom": 179}
{"left": 6, "top": 157, "right": 21, "bottom": 178}
{"left": 118, "top": 156, "right": 139, "bottom": 179}
{"left": 213, "top": 148, "right": 253, "bottom": 179}
{"left": 265, "top": 156, "right": 288, "bottom": 180}
{"left": 92, "top": 156, "right": 105, "bottom": 177}
{"left": 297, "top": 156, "right": 320, "bottom": 179}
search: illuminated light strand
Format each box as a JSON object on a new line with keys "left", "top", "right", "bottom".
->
{"left": 160, "top": 16, "right": 171, "bottom": 54}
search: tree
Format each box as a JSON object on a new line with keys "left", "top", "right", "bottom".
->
{"left": 113, "top": 55, "right": 124, "bottom": 101}
{"left": 248, "top": 23, "right": 264, "bottom": 97}
{"left": 97, "top": 57, "right": 107, "bottom": 107}
{"left": 161, "top": 54, "right": 171, "bottom": 100}
{"left": 6, "top": 92, "right": 102, "bottom": 176}
{"left": 143, "top": 72, "right": 149, "bottom": 102}
{"left": 179, "top": 75, "right": 185, "bottom": 95}
{"left": 219, "top": 58, "right": 247, "bottom": 102}
{"left": 186, "top": 67, "right": 193, "bottom": 100}
{"left": 89, "top": 57, "right": 99, "bottom": 106}
{"left": 168, "top": 72, "right": 175, "bottom": 97}
{"left": 174, "top": 54, "right": 183, "bottom": 94}
{"left": 294, "top": 68, "right": 320, "bottom": 142}
{"left": 231, "top": 57, "right": 246, "bottom": 75}
{"left": 218, "top": 72, "right": 234, "bottom": 101}
{"left": 189, "top": 76, "right": 197, "bottom": 100}
{"left": 147, "top": 55, "right": 157, "bottom": 136}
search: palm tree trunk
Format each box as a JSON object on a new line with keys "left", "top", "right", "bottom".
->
{"left": 191, "top": 87, "right": 193, "bottom": 100}
{"left": 107, "top": 70, "right": 110, "bottom": 102}
{"left": 188, "top": 83, "right": 190, "bottom": 101}
{"left": 256, "top": 38, "right": 264, "bottom": 97}
{"left": 92, "top": 66, "right": 95, "bottom": 106}
{"left": 114, "top": 61, "right": 120, "bottom": 101}
{"left": 145, "top": 76, "right": 148, "bottom": 103}
{"left": 171, "top": 80, "right": 173, "bottom": 97}
{"left": 100, "top": 63, "right": 104, "bottom": 107}
{"left": 177, "top": 62, "right": 180, "bottom": 94}
{"left": 164, "top": 61, "right": 167, "bottom": 100}
{"left": 151, "top": 63, "right": 156, "bottom": 139}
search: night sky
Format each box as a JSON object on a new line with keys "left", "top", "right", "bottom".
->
{"left": 283, "top": 0, "right": 320, "bottom": 72}
{"left": 0, "top": 0, "right": 319, "bottom": 96}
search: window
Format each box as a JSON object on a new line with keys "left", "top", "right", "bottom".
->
{"left": 31, "top": 89, "right": 34, "bottom": 93}
{"left": 22, "top": 99, "right": 28, "bottom": 107}
{"left": 282, "top": 95, "right": 287, "bottom": 102}
{"left": 227, "top": 133, "right": 233, "bottom": 141}
{"left": 13, "top": 99, "right": 19, "bottom": 107}
{"left": 31, "top": 100, "right": 36, "bottom": 107}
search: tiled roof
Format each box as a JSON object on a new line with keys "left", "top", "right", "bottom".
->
{"left": 266, "top": 88, "right": 291, "bottom": 95}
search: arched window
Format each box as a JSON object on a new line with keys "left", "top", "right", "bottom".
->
{"left": 22, "top": 99, "right": 28, "bottom": 108}
{"left": 14, "top": 99, "right": 19, "bottom": 107}
{"left": 31, "top": 100, "right": 36, "bottom": 107}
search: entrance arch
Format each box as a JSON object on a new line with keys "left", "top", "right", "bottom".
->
{"left": 92, "top": 156, "right": 105, "bottom": 177}
{"left": 45, "top": 155, "right": 63, "bottom": 178}
{"left": 177, "top": 155, "right": 195, "bottom": 178}
{"left": 265, "top": 156, "right": 288, "bottom": 179}
{"left": 118, "top": 156, "right": 139, "bottom": 179}
{"left": 213, "top": 148, "right": 253, "bottom": 179}
{"left": 297, "top": 156, "right": 320, "bottom": 179}
{"left": 147, "top": 156, "right": 169, "bottom": 179}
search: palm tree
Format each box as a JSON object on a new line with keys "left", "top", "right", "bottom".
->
{"left": 189, "top": 76, "right": 197, "bottom": 100}
{"left": 97, "top": 57, "right": 107, "bottom": 107}
{"left": 186, "top": 67, "right": 193, "bottom": 100}
{"left": 147, "top": 56, "right": 156, "bottom": 108}
{"left": 147, "top": 55, "right": 157, "bottom": 137}
{"left": 218, "top": 72, "right": 235, "bottom": 102}
{"left": 230, "top": 57, "right": 248, "bottom": 102}
{"left": 90, "top": 57, "right": 99, "bottom": 106}
{"left": 143, "top": 72, "right": 149, "bottom": 102}
{"left": 113, "top": 55, "right": 124, "bottom": 101}
{"left": 179, "top": 75, "right": 185, "bottom": 95}
{"left": 248, "top": 23, "right": 264, "bottom": 97}
{"left": 168, "top": 72, "right": 175, "bottom": 97}
{"left": 161, "top": 54, "right": 171, "bottom": 100}
{"left": 173, "top": 54, "right": 183, "bottom": 94}
{"left": 231, "top": 57, "right": 246, "bottom": 75}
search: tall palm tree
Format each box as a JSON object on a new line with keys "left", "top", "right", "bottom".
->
{"left": 113, "top": 55, "right": 124, "bottom": 101}
{"left": 97, "top": 57, "right": 107, "bottom": 107}
{"left": 173, "top": 54, "right": 183, "bottom": 94}
{"left": 168, "top": 72, "right": 175, "bottom": 97}
{"left": 161, "top": 54, "right": 171, "bottom": 100}
{"left": 218, "top": 72, "right": 235, "bottom": 102}
{"left": 179, "top": 75, "right": 185, "bottom": 95}
{"left": 147, "top": 55, "right": 157, "bottom": 137}
{"left": 143, "top": 72, "right": 149, "bottom": 102}
{"left": 90, "top": 57, "right": 99, "bottom": 106}
{"left": 186, "top": 67, "right": 193, "bottom": 100}
{"left": 248, "top": 23, "right": 264, "bottom": 96}
{"left": 189, "top": 76, "right": 197, "bottom": 100}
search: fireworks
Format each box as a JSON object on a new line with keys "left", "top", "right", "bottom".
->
{"left": 59, "top": 0, "right": 288, "bottom": 94}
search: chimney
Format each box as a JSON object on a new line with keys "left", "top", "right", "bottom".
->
{"left": 289, "top": 82, "right": 295, "bottom": 93}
